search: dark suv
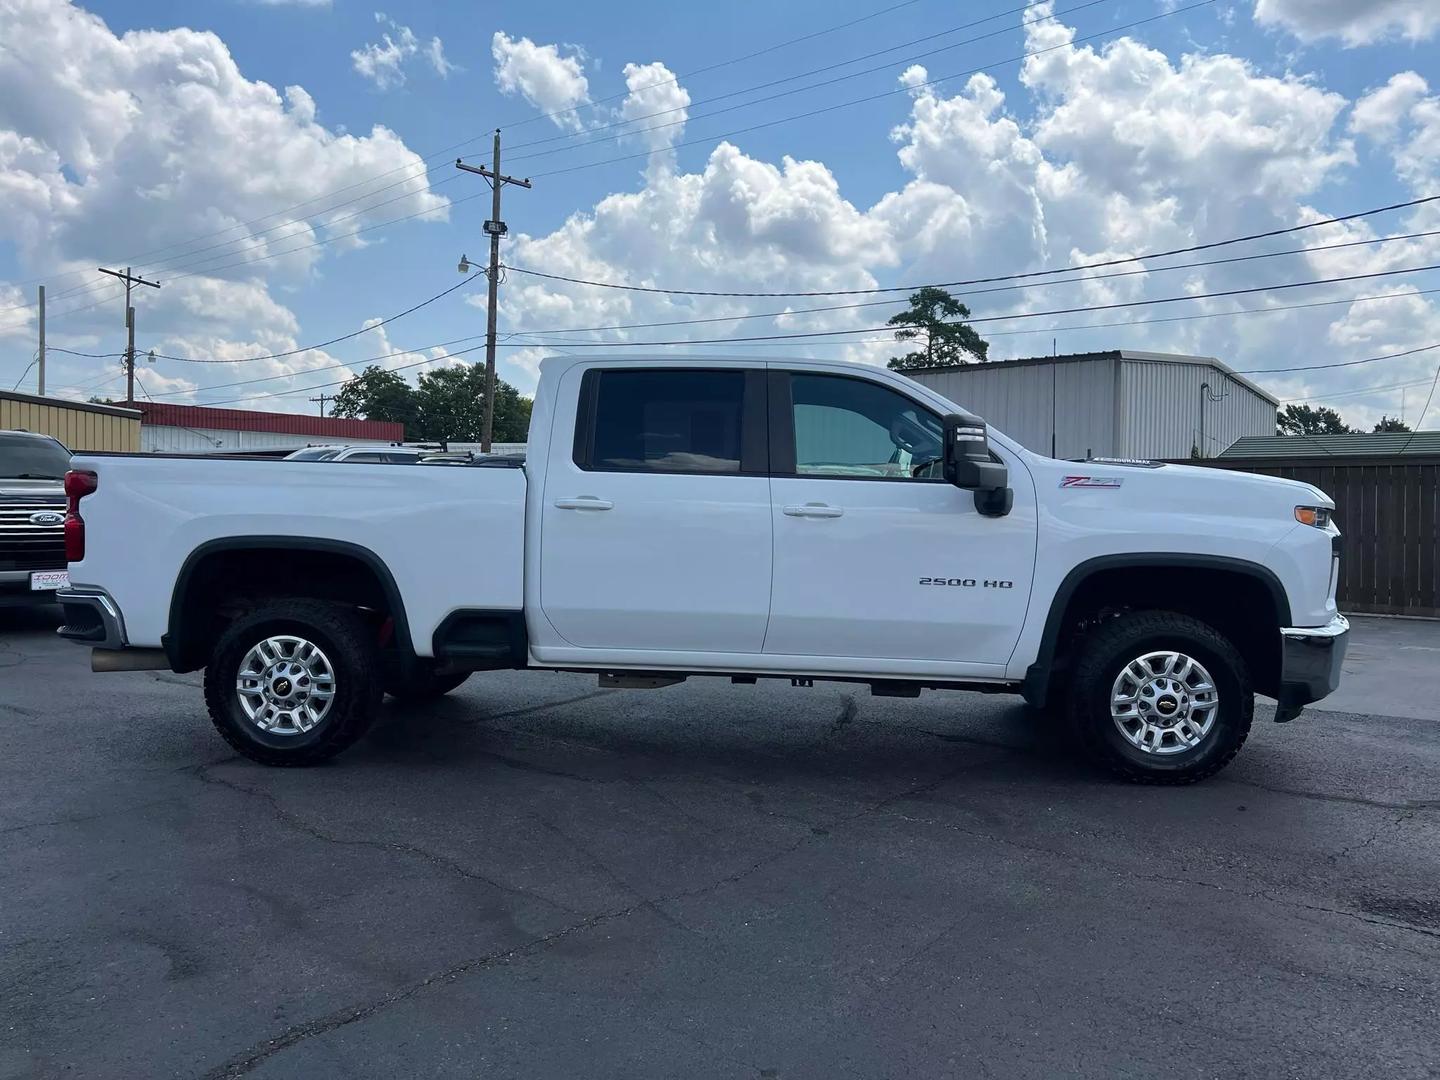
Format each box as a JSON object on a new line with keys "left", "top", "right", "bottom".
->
{"left": 0, "top": 431, "right": 70, "bottom": 605}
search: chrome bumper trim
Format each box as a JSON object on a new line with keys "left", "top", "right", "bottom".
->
{"left": 1281, "top": 613, "right": 1350, "bottom": 640}
{"left": 55, "top": 587, "right": 128, "bottom": 651}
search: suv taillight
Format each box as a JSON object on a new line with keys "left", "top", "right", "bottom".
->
{"left": 64, "top": 470, "right": 98, "bottom": 562}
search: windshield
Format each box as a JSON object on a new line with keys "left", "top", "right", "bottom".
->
{"left": 0, "top": 433, "right": 71, "bottom": 480}
{"left": 285, "top": 447, "right": 340, "bottom": 461}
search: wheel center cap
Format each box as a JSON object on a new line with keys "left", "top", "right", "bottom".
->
{"left": 272, "top": 677, "right": 292, "bottom": 697}
{"left": 1156, "top": 696, "right": 1178, "bottom": 715}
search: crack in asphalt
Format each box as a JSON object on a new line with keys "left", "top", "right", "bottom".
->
{"left": 1220, "top": 778, "right": 1440, "bottom": 814}
{"left": 827, "top": 694, "right": 858, "bottom": 737}
{"left": 199, "top": 762, "right": 962, "bottom": 1077}
{"left": 875, "top": 803, "right": 1440, "bottom": 949}
{"left": 194, "top": 763, "right": 584, "bottom": 917}
{"left": 0, "top": 796, "right": 183, "bottom": 837}
{"left": 1327, "top": 810, "right": 1416, "bottom": 864}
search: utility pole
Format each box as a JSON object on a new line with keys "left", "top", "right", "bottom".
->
{"left": 309, "top": 393, "right": 334, "bottom": 418}
{"left": 456, "top": 131, "right": 532, "bottom": 452}
{"left": 97, "top": 266, "right": 160, "bottom": 404}
{"left": 36, "top": 285, "right": 45, "bottom": 396}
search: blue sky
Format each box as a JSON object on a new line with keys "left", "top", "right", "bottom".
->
{"left": 2, "top": 0, "right": 1438, "bottom": 434}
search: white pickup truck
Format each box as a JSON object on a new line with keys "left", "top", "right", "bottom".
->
{"left": 56, "top": 355, "right": 1348, "bottom": 783}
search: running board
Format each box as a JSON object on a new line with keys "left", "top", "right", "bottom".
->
{"left": 598, "top": 672, "right": 687, "bottom": 689}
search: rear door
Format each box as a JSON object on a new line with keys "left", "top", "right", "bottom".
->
{"left": 538, "top": 365, "right": 773, "bottom": 654}
{"left": 764, "top": 368, "right": 1036, "bottom": 667}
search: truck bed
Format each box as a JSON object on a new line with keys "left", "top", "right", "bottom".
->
{"left": 67, "top": 454, "right": 527, "bottom": 657}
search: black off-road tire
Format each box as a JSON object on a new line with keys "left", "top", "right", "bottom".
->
{"left": 382, "top": 665, "right": 470, "bottom": 701}
{"left": 203, "top": 600, "right": 382, "bottom": 766}
{"left": 1068, "top": 610, "right": 1253, "bottom": 785}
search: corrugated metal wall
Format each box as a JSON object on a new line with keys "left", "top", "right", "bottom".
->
{"left": 909, "top": 357, "right": 1118, "bottom": 459}
{"left": 0, "top": 395, "right": 140, "bottom": 451}
{"left": 1117, "top": 361, "right": 1276, "bottom": 459}
{"left": 141, "top": 426, "right": 395, "bottom": 453}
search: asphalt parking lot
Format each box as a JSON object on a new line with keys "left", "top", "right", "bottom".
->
{"left": 3, "top": 608, "right": 1439, "bottom": 1080}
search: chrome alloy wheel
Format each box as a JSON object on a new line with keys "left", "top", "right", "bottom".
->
{"left": 1110, "top": 650, "right": 1219, "bottom": 755}
{"left": 235, "top": 635, "right": 336, "bottom": 736}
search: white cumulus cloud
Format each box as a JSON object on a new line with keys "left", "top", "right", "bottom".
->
{"left": 491, "top": 32, "right": 591, "bottom": 130}
{"left": 351, "top": 12, "right": 454, "bottom": 90}
{"left": 1253, "top": 0, "right": 1440, "bottom": 46}
{"left": 0, "top": 0, "right": 448, "bottom": 409}
{"left": 618, "top": 60, "right": 690, "bottom": 164}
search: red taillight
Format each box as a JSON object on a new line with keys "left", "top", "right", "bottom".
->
{"left": 64, "top": 469, "right": 97, "bottom": 562}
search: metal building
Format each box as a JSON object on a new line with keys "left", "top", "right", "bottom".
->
{"left": 133, "top": 402, "right": 404, "bottom": 453}
{"left": 0, "top": 391, "right": 141, "bottom": 451}
{"left": 906, "top": 350, "right": 1277, "bottom": 460}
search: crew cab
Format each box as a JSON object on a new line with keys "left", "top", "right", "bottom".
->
{"left": 56, "top": 355, "right": 1348, "bottom": 783}
{"left": 1, "top": 430, "right": 71, "bottom": 605}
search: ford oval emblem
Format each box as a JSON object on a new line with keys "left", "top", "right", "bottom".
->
{"left": 29, "top": 511, "right": 65, "bottom": 526}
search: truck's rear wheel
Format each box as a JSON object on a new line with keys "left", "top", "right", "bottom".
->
{"left": 1068, "top": 610, "right": 1252, "bottom": 784}
{"left": 203, "top": 600, "right": 381, "bottom": 766}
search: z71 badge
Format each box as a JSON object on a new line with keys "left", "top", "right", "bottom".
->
{"left": 1060, "top": 475, "right": 1123, "bottom": 489}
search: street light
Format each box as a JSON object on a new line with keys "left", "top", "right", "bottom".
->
{"left": 457, "top": 253, "right": 471, "bottom": 274}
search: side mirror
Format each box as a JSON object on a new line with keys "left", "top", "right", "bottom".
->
{"left": 943, "top": 413, "right": 1012, "bottom": 518}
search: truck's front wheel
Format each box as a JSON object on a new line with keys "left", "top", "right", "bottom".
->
{"left": 1068, "top": 610, "right": 1253, "bottom": 784}
{"left": 203, "top": 600, "right": 382, "bottom": 766}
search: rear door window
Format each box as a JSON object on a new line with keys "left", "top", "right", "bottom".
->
{"left": 581, "top": 369, "right": 751, "bottom": 474}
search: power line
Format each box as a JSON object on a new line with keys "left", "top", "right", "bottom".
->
{"left": 174, "top": 336, "right": 1440, "bottom": 413}
{"left": 2, "top": 0, "right": 1182, "bottom": 325}
{"left": 47, "top": 347, "right": 126, "bottom": 359}
{"left": 1401, "top": 362, "right": 1440, "bottom": 441}
{"left": 503, "top": 228, "right": 1440, "bottom": 339}
{"left": 1236, "top": 340, "right": 1440, "bottom": 374}
{"left": 151, "top": 272, "right": 481, "bottom": 364}
{"left": 504, "top": 193, "right": 1440, "bottom": 299}
{"left": 1282, "top": 376, "right": 1440, "bottom": 404}
{"left": 143, "top": 223, "right": 1440, "bottom": 367}
{"left": 499, "top": 0, "right": 1102, "bottom": 163}
{"left": 72, "top": 2, "right": 1066, "bottom": 301}
{"left": 144, "top": 274, "right": 1440, "bottom": 400}
{"left": 445, "top": 262, "right": 1440, "bottom": 348}
{"left": 192, "top": 345, "right": 489, "bottom": 408}
{"left": 519, "top": 0, "right": 1215, "bottom": 181}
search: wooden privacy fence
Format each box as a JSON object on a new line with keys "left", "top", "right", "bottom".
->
{"left": 1192, "top": 455, "right": 1440, "bottom": 618}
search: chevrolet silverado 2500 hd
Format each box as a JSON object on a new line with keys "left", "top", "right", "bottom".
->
{"left": 55, "top": 355, "right": 1348, "bottom": 783}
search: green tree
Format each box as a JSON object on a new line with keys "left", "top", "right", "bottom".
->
{"left": 331, "top": 365, "right": 421, "bottom": 435}
{"left": 413, "top": 364, "right": 532, "bottom": 443}
{"left": 1373, "top": 415, "right": 1411, "bottom": 433}
{"left": 885, "top": 286, "right": 989, "bottom": 372}
{"left": 1277, "top": 403, "right": 1355, "bottom": 436}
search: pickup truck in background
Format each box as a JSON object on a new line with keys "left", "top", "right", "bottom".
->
{"left": 55, "top": 355, "right": 1348, "bottom": 783}
{"left": 1, "top": 430, "right": 71, "bottom": 605}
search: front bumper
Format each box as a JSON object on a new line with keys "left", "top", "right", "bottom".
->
{"left": 54, "top": 586, "right": 128, "bottom": 650}
{"left": 1275, "top": 613, "right": 1349, "bottom": 722}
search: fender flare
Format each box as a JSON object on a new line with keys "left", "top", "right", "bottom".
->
{"left": 1020, "top": 553, "right": 1291, "bottom": 708}
{"left": 164, "top": 536, "right": 413, "bottom": 671}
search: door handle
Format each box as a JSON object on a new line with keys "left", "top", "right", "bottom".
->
{"left": 554, "top": 496, "right": 614, "bottom": 511}
{"left": 783, "top": 503, "right": 844, "bottom": 519}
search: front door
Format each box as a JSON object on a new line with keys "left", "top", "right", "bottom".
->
{"left": 539, "top": 365, "right": 773, "bottom": 654}
{"left": 764, "top": 369, "right": 1036, "bottom": 667}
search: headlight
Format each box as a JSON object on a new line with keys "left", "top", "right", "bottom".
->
{"left": 1295, "top": 506, "right": 1332, "bottom": 528}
